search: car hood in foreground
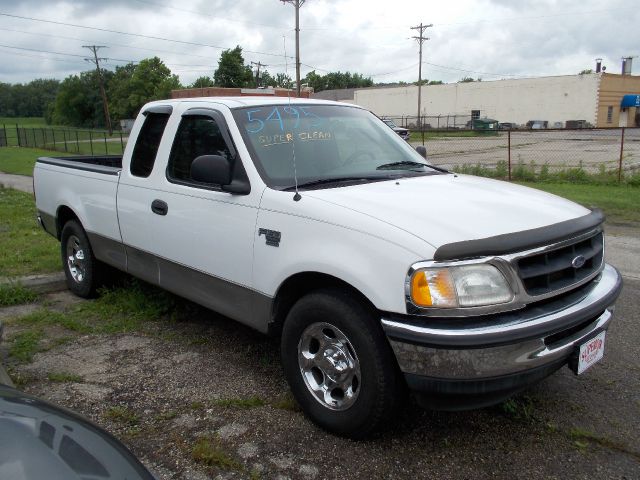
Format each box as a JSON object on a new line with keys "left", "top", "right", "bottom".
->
{"left": 0, "top": 385, "right": 155, "bottom": 480}
{"left": 305, "top": 173, "right": 590, "bottom": 251}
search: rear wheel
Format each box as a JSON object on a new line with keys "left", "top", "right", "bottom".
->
{"left": 281, "top": 288, "right": 403, "bottom": 438}
{"left": 60, "top": 220, "right": 103, "bottom": 298}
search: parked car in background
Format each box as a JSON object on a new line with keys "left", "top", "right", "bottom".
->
{"left": 382, "top": 118, "right": 410, "bottom": 141}
{"left": 499, "top": 122, "right": 517, "bottom": 130}
{"left": 527, "top": 120, "right": 549, "bottom": 129}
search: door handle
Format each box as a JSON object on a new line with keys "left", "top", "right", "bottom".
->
{"left": 151, "top": 199, "right": 168, "bottom": 216}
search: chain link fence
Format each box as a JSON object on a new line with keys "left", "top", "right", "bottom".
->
{"left": 385, "top": 114, "right": 472, "bottom": 130}
{"left": 1, "top": 123, "right": 639, "bottom": 183}
{"left": 413, "top": 127, "right": 640, "bottom": 183}
{"left": 1, "top": 125, "right": 127, "bottom": 156}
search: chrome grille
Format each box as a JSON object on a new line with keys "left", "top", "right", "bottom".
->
{"left": 516, "top": 231, "right": 604, "bottom": 297}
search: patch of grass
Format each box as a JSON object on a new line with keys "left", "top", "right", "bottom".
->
{"left": 517, "top": 182, "right": 640, "bottom": 226}
{"left": 104, "top": 406, "right": 139, "bottom": 426}
{"left": 7, "top": 308, "right": 92, "bottom": 333}
{"left": 9, "top": 329, "right": 44, "bottom": 362}
{"left": 192, "top": 437, "right": 243, "bottom": 471}
{"left": 73, "top": 281, "right": 177, "bottom": 333}
{"left": 190, "top": 401, "right": 206, "bottom": 410}
{"left": 410, "top": 130, "right": 484, "bottom": 141}
{"left": 155, "top": 411, "right": 178, "bottom": 421}
{"left": 271, "top": 395, "right": 300, "bottom": 412}
{"left": 47, "top": 371, "right": 84, "bottom": 383}
{"left": 0, "top": 147, "right": 67, "bottom": 175}
{"left": 500, "top": 395, "right": 536, "bottom": 422}
{"left": 213, "top": 396, "right": 266, "bottom": 409}
{"left": 0, "top": 117, "right": 47, "bottom": 127}
{"left": 0, "top": 283, "right": 38, "bottom": 306}
{"left": 0, "top": 188, "right": 60, "bottom": 277}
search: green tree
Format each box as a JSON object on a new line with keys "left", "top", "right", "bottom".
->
{"left": 0, "top": 79, "right": 60, "bottom": 119}
{"left": 107, "top": 63, "right": 137, "bottom": 121}
{"left": 108, "top": 57, "right": 181, "bottom": 120}
{"left": 213, "top": 46, "right": 253, "bottom": 88}
{"left": 52, "top": 71, "right": 110, "bottom": 128}
{"left": 191, "top": 76, "right": 215, "bottom": 88}
{"left": 275, "top": 73, "right": 293, "bottom": 89}
{"left": 302, "top": 70, "right": 373, "bottom": 92}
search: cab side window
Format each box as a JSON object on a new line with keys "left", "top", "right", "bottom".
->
{"left": 167, "top": 115, "right": 232, "bottom": 185}
{"left": 130, "top": 112, "right": 170, "bottom": 177}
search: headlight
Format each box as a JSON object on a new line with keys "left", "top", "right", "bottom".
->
{"left": 410, "top": 264, "right": 513, "bottom": 308}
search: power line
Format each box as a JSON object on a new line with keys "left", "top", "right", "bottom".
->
{"left": 83, "top": 45, "right": 112, "bottom": 134}
{"left": 0, "top": 12, "right": 294, "bottom": 59}
{"left": 0, "top": 27, "right": 217, "bottom": 61}
{"left": 251, "top": 61, "right": 268, "bottom": 87}
{"left": 130, "top": 0, "right": 289, "bottom": 30}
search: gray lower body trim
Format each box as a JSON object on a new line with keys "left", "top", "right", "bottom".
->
{"left": 87, "top": 232, "right": 128, "bottom": 272}
{"left": 37, "top": 210, "right": 57, "bottom": 238}
{"left": 158, "top": 259, "right": 271, "bottom": 333}
{"left": 86, "top": 232, "right": 272, "bottom": 334}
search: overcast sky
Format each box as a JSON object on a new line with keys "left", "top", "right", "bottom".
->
{"left": 0, "top": 0, "right": 638, "bottom": 86}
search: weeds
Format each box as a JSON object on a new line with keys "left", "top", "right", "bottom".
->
{"left": 104, "top": 406, "right": 139, "bottom": 426}
{"left": 500, "top": 395, "right": 536, "bottom": 422}
{"left": 47, "top": 371, "right": 83, "bottom": 383}
{"left": 192, "top": 436, "right": 243, "bottom": 471}
{"left": 0, "top": 283, "right": 38, "bottom": 307}
{"left": 9, "top": 329, "right": 44, "bottom": 362}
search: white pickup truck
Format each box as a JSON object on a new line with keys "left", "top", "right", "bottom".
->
{"left": 34, "top": 97, "right": 622, "bottom": 438}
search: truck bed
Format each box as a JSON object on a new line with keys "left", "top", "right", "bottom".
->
{"left": 36, "top": 155, "right": 122, "bottom": 175}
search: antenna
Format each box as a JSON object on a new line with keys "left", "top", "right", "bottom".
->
{"left": 283, "top": 35, "right": 301, "bottom": 201}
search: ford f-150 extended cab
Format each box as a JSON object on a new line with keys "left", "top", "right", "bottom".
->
{"left": 33, "top": 97, "right": 622, "bottom": 438}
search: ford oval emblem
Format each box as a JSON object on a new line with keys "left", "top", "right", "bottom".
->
{"left": 572, "top": 255, "right": 586, "bottom": 269}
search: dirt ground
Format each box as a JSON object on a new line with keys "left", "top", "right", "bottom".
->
{"left": 1, "top": 268, "right": 639, "bottom": 480}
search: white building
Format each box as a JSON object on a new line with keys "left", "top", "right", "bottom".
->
{"left": 313, "top": 73, "right": 640, "bottom": 128}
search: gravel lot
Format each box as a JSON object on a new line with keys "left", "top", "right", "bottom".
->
{"left": 1, "top": 232, "right": 639, "bottom": 480}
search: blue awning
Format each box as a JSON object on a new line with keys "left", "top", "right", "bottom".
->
{"left": 621, "top": 94, "right": 640, "bottom": 108}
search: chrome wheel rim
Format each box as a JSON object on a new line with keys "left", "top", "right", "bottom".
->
{"left": 66, "top": 235, "right": 86, "bottom": 283}
{"left": 298, "top": 322, "right": 361, "bottom": 411}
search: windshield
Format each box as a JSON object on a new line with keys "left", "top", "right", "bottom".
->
{"left": 232, "top": 104, "right": 437, "bottom": 189}
{"left": 383, "top": 119, "right": 397, "bottom": 128}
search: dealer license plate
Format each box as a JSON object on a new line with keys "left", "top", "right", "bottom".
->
{"left": 576, "top": 331, "right": 606, "bottom": 375}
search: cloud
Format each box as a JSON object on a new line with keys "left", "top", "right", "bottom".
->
{"left": 0, "top": 0, "right": 637, "bottom": 86}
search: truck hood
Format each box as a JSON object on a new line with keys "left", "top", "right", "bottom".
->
{"left": 304, "top": 173, "right": 591, "bottom": 250}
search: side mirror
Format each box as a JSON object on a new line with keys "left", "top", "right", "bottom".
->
{"left": 190, "top": 155, "right": 251, "bottom": 195}
{"left": 415, "top": 146, "right": 427, "bottom": 159}
{"left": 191, "top": 155, "right": 232, "bottom": 185}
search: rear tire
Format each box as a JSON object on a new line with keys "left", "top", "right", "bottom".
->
{"left": 281, "top": 288, "right": 403, "bottom": 439}
{"left": 60, "top": 220, "right": 103, "bottom": 298}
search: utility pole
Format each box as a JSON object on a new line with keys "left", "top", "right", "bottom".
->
{"left": 410, "top": 23, "right": 432, "bottom": 131}
{"left": 281, "top": 0, "right": 306, "bottom": 96}
{"left": 83, "top": 45, "right": 112, "bottom": 135}
{"left": 251, "top": 61, "right": 268, "bottom": 88}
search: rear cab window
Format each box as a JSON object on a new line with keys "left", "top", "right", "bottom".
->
{"left": 130, "top": 110, "right": 171, "bottom": 177}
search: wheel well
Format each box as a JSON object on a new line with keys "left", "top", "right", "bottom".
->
{"left": 55, "top": 206, "right": 79, "bottom": 239}
{"left": 268, "top": 272, "right": 378, "bottom": 337}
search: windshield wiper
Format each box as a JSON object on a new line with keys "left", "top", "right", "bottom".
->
{"left": 376, "top": 160, "right": 428, "bottom": 170}
{"left": 282, "top": 176, "right": 379, "bottom": 191}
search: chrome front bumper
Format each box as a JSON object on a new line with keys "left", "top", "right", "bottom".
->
{"left": 382, "top": 263, "right": 622, "bottom": 382}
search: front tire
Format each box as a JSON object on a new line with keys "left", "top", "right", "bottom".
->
{"left": 60, "top": 220, "right": 102, "bottom": 298}
{"left": 281, "top": 288, "right": 403, "bottom": 438}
